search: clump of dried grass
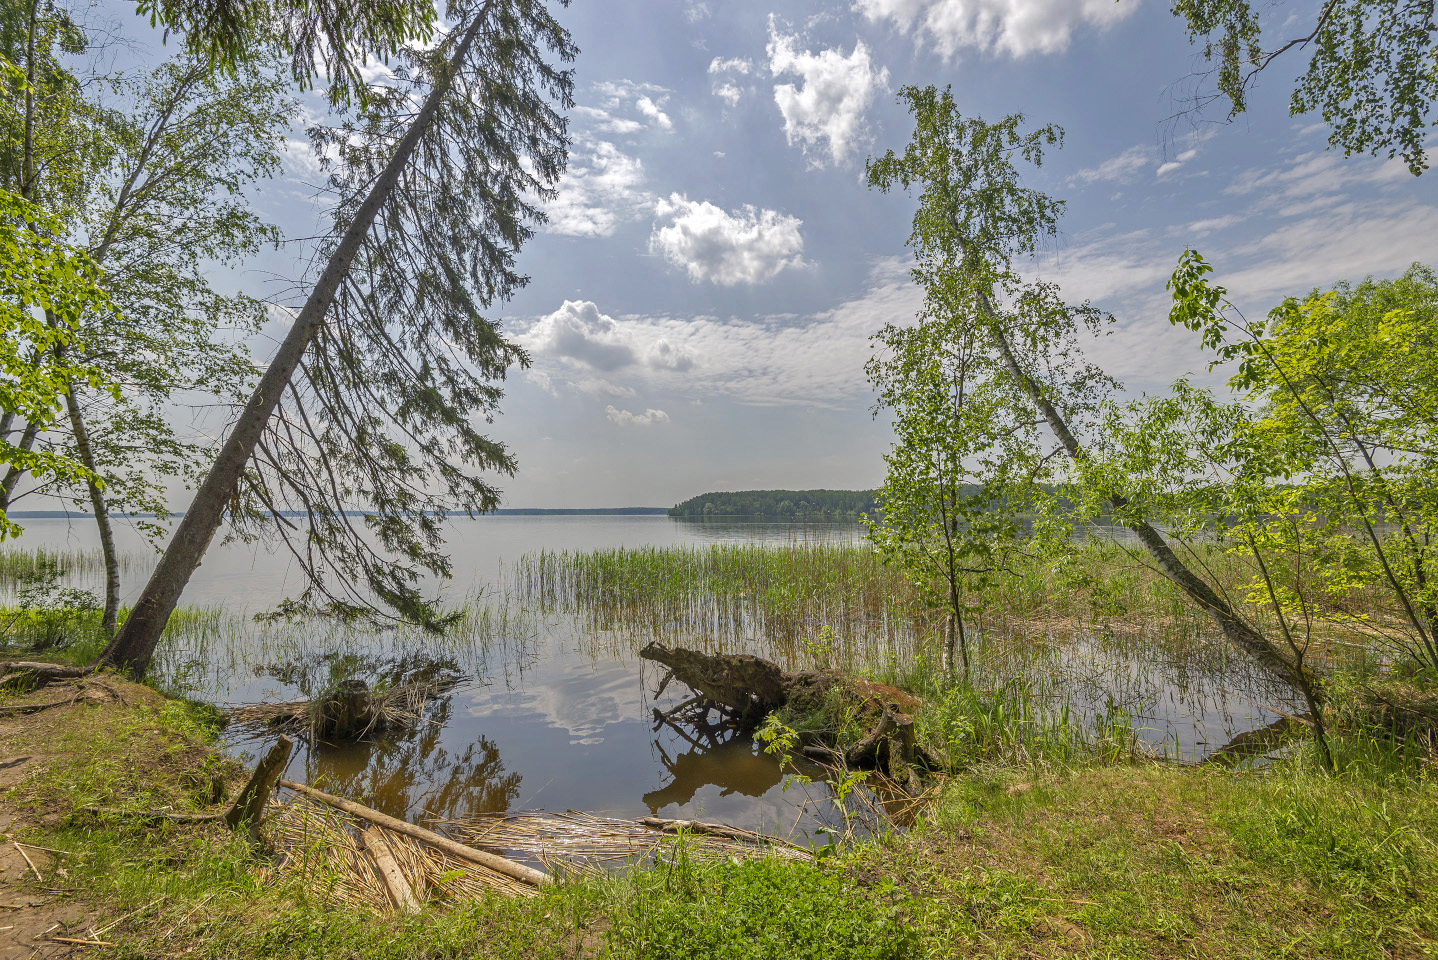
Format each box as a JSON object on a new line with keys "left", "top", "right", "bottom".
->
{"left": 261, "top": 796, "right": 535, "bottom": 912}
{"left": 227, "top": 674, "right": 462, "bottom": 742}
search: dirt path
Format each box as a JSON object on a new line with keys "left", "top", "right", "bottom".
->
{"left": 0, "top": 675, "right": 172, "bottom": 958}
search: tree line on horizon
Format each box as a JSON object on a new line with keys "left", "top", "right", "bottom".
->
{"left": 669, "top": 489, "right": 883, "bottom": 521}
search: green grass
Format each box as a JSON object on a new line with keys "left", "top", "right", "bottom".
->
{"left": 860, "top": 753, "right": 1438, "bottom": 958}
{"left": 15, "top": 688, "right": 1432, "bottom": 960}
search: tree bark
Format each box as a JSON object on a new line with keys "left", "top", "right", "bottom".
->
{"left": 362, "top": 826, "right": 422, "bottom": 914}
{"left": 974, "top": 285, "right": 1303, "bottom": 688}
{"left": 223, "top": 735, "right": 293, "bottom": 840}
{"left": 0, "top": 419, "right": 40, "bottom": 514}
{"left": 93, "top": 9, "right": 493, "bottom": 679}
{"left": 62, "top": 383, "right": 120, "bottom": 635}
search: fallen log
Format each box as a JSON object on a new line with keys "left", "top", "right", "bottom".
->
{"left": 279, "top": 780, "right": 551, "bottom": 887}
{"left": 362, "top": 826, "right": 422, "bottom": 914}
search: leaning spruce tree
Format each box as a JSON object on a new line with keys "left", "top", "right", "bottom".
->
{"left": 97, "top": 0, "right": 576, "bottom": 678}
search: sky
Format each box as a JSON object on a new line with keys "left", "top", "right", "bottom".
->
{"left": 173, "top": 0, "right": 1438, "bottom": 507}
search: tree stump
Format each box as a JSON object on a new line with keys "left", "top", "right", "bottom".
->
{"left": 640, "top": 643, "right": 787, "bottom": 726}
{"left": 315, "top": 679, "right": 376, "bottom": 740}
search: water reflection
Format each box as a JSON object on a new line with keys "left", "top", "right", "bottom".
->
{"left": 9, "top": 516, "right": 1329, "bottom": 837}
{"left": 643, "top": 738, "right": 788, "bottom": 811}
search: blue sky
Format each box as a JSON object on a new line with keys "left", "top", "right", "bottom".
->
{"left": 237, "top": 0, "right": 1438, "bottom": 507}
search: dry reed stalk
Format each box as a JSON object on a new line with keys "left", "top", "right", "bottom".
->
{"left": 261, "top": 798, "right": 539, "bottom": 913}
{"left": 226, "top": 676, "right": 461, "bottom": 740}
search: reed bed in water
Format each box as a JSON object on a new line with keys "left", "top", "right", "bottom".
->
{"left": 512, "top": 544, "right": 928, "bottom": 668}
{"left": 0, "top": 545, "right": 150, "bottom": 589}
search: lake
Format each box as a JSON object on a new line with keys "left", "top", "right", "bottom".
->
{"left": 6, "top": 513, "right": 1292, "bottom": 842}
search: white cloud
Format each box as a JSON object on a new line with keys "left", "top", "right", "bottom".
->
{"left": 1179, "top": 214, "right": 1245, "bottom": 237}
{"left": 573, "top": 106, "right": 644, "bottom": 136}
{"left": 647, "top": 338, "right": 696, "bottom": 372}
{"left": 576, "top": 378, "right": 638, "bottom": 399}
{"left": 713, "top": 81, "right": 745, "bottom": 107}
{"left": 767, "top": 18, "right": 889, "bottom": 167}
{"left": 1156, "top": 148, "right": 1197, "bottom": 179}
{"left": 520, "top": 300, "right": 639, "bottom": 371}
{"left": 573, "top": 80, "right": 676, "bottom": 137}
{"left": 606, "top": 406, "right": 671, "bottom": 426}
{"left": 855, "top": 0, "right": 1136, "bottom": 59}
{"left": 635, "top": 95, "right": 673, "bottom": 130}
{"left": 526, "top": 258, "right": 921, "bottom": 409}
{"left": 650, "top": 194, "right": 807, "bottom": 286}
{"left": 684, "top": 1, "right": 710, "bottom": 22}
{"left": 709, "top": 57, "right": 752, "bottom": 74}
{"left": 709, "top": 57, "right": 753, "bottom": 107}
{"left": 1069, "top": 145, "right": 1152, "bottom": 186}
{"left": 545, "top": 140, "right": 656, "bottom": 238}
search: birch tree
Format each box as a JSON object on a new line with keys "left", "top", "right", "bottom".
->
{"left": 867, "top": 85, "right": 1307, "bottom": 692}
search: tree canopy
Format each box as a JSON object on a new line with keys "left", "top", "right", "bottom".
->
{"left": 1170, "top": 0, "right": 1438, "bottom": 173}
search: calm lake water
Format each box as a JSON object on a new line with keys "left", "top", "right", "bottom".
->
{"left": 9, "top": 514, "right": 1292, "bottom": 842}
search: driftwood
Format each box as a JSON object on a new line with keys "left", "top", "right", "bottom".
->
{"left": 639, "top": 643, "right": 787, "bottom": 725}
{"left": 362, "top": 826, "right": 422, "bottom": 914}
{"left": 279, "top": 780, "right": 551, "bottom": 887}
{"left": 224, "top": 737, "right": 294, "bottom": 838}
{"left": 0, "top": 661, "right": 93, "bottom": 692}
{"left": 640, "top": 642, "right": 935, "bottom": 796}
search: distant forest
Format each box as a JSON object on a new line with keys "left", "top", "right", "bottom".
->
{"left": 669, "top": 489, "right": 878, "bottom": 521}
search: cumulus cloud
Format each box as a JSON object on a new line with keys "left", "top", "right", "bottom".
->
{"left": 545, "top": 140, "right": 655, "bottom": 238}
{"left": 647, "top": 338, "right": 696, "bottom": 371}
{"left": 606, "top": 406, "right": 671, "bottom": 426}
{"left": 709, "top": 57, "right": 753, "bottom": 107}
{"left": 650, "top": 194, "right": 807, "bottom": 286}
{"left": 767, "top": 18, "right": 888, "bottom": 167}
{"left": 635, "top": 95, "right": 672, "bottom": 130}
{"left": 855, "top": 0, "right": 1136, "bottom": 58}
{"left": 520, "top": 300, "right": 639, "bottom": 371}
{"left": 524, "top": 259, "right": 922, "bottom": 409}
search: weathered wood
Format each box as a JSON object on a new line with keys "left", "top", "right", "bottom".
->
{"left": 638, "top": 816, "right": 809, "bottom": 854}
{"left": 0, "top": 662, "right": 91, "bottom": 691}
{"left": 279, "top": 780, "right": 551, "bottom": 887}
{"left": 224, "top": 736, "right": 294, "bottom": 839}
{"left": 640, "top": 642, "right": 787, "bottom": 725}
{"left": 362, "top": 826, "right": 422, "bottom": 914}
